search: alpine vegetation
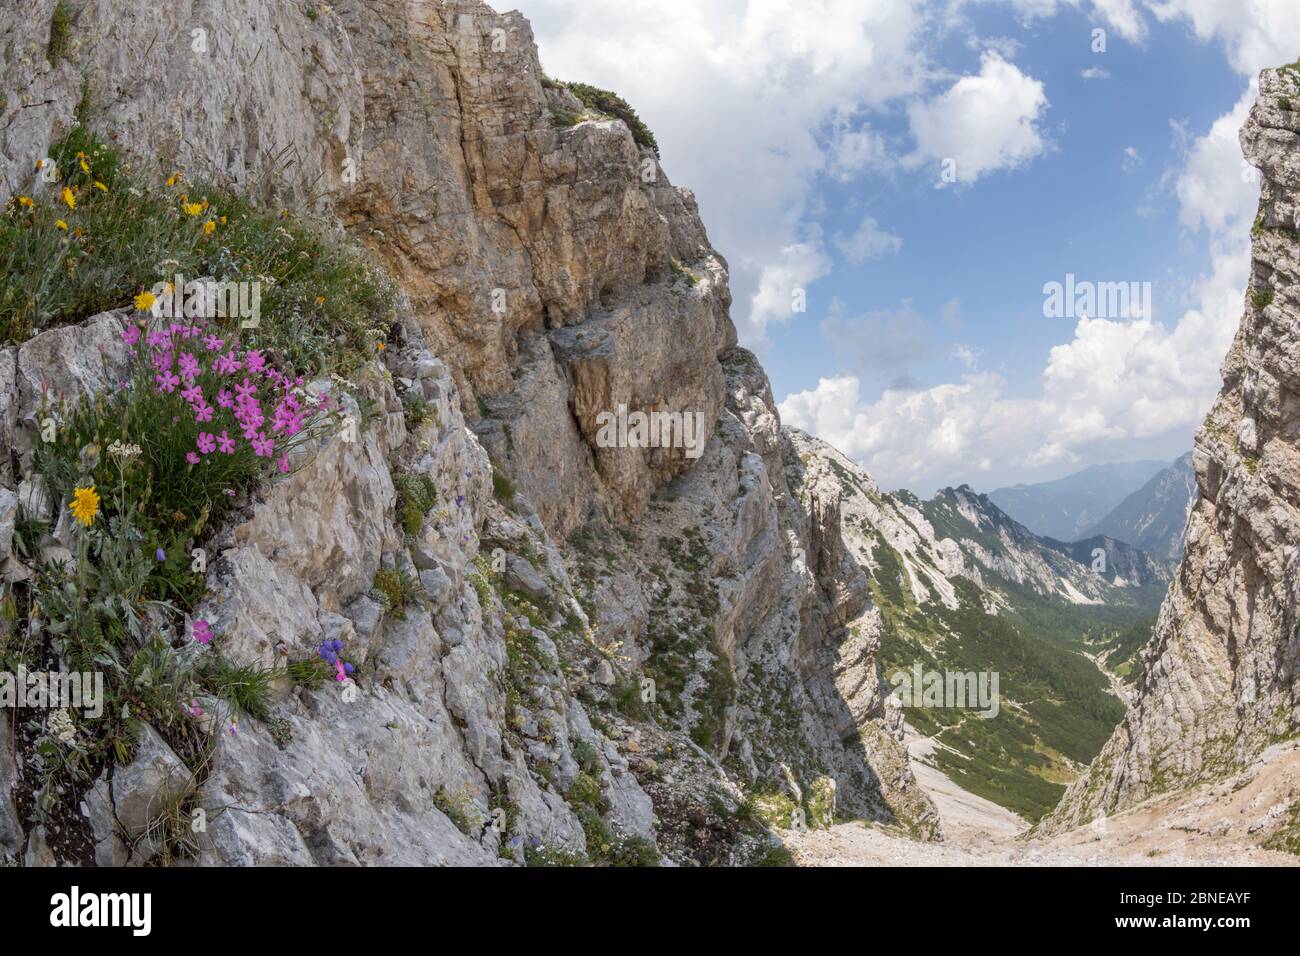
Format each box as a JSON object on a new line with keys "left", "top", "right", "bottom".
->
{"left": 889, "top": 665, "right": 1000, "bottom": 719}
{"left": 0, "top": 667, "right": 104, "bottom": 718}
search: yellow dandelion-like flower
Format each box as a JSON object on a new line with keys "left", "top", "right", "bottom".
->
{"left": 55, "top": 219, "right": 68, "bottom": 230}
{"left": 203, "top": 219, "right": 216, "bottom": 236}
{"left": 93, "top": 181, "right": 107, "bottom": 192}
{"left": 79, "top": 159, "right": 90, "bottom": 174}
{"left": 315, "top": 295, "right": 326, "bottom": 305}
{"left": 69, "top": 486, "right": 100, "bottom": 528}
{"left": 219, "top": 215, "right": 228, "bottom": 225}
{"left": 17, "top": 196, "right": 34, "bottom": 208}
{"left": 134, "top": 290, "right": 158, "bottom": 312}
{"left": 166, "top": 173, "right": 181, "bottom": 188}
{"left": 61, "top": 187, "right": 76, "bottom": 209}
{"left": 182, "top": 202, "right": 202, "bottom": 216}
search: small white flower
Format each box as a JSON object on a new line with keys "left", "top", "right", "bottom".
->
{"left": 108, "top": 440, "right": 142, "bottom": 460}
{"left": 48, "top": 709, "right": 76, "bottom": 744}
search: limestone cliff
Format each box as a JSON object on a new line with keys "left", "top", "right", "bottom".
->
{"left": 0, "top": 0, "right": 935, "bottom": 865}
{"left": 1047, "top": 67, "right": 1300, "bottom": 834}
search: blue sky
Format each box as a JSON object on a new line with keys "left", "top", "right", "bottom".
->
{"left": 777, "top": 8, "right": 1237, "bottom": 397}
{"left": 516, "top": 0, "right": 1295, "bottom": 495}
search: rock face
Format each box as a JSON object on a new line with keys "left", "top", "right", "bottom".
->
{"left": 2, "top": 0, "right": 733, "bottom": 537}
{"left": 0, "top": 0, "right": 934, "bottom": 864}
{"left": 0, "top": 311, "right": 133, "bottom": 485}
{"left": 557, "top": 349, "right": 939, "bottom": 840}
{"left": 1047, "top": 68, "right": 1300, "bottom": 832}
{"left": 0, "top": 716, "right": 19, "bottom": 858}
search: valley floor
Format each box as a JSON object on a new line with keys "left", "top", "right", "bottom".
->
{"left": 781, "top": 730, "right": 1300, "bottom": 867}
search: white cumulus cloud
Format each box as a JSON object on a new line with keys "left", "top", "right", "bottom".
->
{"left": 906, "top": 51, "right": 1050, "bottom": 184}
{"left": 781, "top": 80, "right": 1258, "bottom": 494}
{"left": 833, "top": 214, "right": 904, "bottom": 263}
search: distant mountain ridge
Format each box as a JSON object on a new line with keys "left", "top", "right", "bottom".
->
{"left": 787, "top": 429, "right": 1173, "bottom": 820}
{"left": 1081, "top": 452, "right": 1196, "bottom": 559}
{"left": 987, "top": 461, "right": 1169, "bottom": 543}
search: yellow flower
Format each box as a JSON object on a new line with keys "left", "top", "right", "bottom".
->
{"left": 69, "top": 486, "right": 100, "bottom": 528}
{"left": 202, "top": 219, "right": 216, "bottom": 236}
{"left": 166, "top": 173, "right": 181, "bottom": 188}
{"left": 219, "top": 216, "right": 228, "bottom": 225}
{"left": 93, "top": 181, "right": 107, "bottom": 192}
{"left": 61, "top": 187, "right": 76, "bottom": 209}
{"left": 55, "top": 220, "right": 68, "bottom": 230}
{"left": 315, "top": 295, "right": 326, "bottom": 305}
{"left": 134, "top": 290, "right": 158, "bottom": 312}
{"left": 79, "top": 159, "right": 90, "bottom": 174}
{"left": 182, "top": 202, "right": 202, "bottom": 216}
{"left": 17, "top": 196, "right": 33, "bottom": 207}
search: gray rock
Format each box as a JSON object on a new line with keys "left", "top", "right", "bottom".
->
{"left": 505, "top": 554, "right": 549, "bottom": 599}
{"left": 0, "top": 716, "right": 21, "bottom": 860}
{"left": 0, "top": 486, "right": 15, "bottom": 563}
{"left": 13, "top": 312, "right": 132, "bottom": 470}
{"left": 0, "top": 0, "right": 362, "bottom": 211}
{"left": 111, "top": 723, "right": 191, "bottom": 838}
{"left": 82, "top": 774, "right": 129, "bottom": 867}
{"left": 418, "top": 566, "right": 456, "bottom": 607}
{"left": 24, "top": 826, "right": 56, "bottom": 867}
{"left": 17, "top": 475, "right": 50, "bottom": 522}
{"left": 0, "top": 348, "right": 16, "bottom": 487}
{"left": 343, "top": 594, "right": 385, "bottom": 644}
{"left": 65, "top": 743, "right": 182, "bottom": 867}
{"left": 230, "top": 391, "right": 398, "bottom": 605}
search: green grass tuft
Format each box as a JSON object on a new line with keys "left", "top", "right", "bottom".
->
{"left": 48, "top": 2, "right": 72, "bottom": 62}
{"left": 393, "top": 472, "right": 438, "bottom": 536}
{"left": 2, "top": 128, "right": 396, "bottom": 369}
{"left": 372, "top": 566, "right": 422, "bottom": 619}
{"left": 491, "top": 462, "right": 516, "bottom": 506}
{"left": 561, "top": 82, "right": 660, "bottom": 157}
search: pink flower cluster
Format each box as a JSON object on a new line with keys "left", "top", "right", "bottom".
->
{"left": 192, "top": 619, "right": 213, "bottom": 644}
{"left": 123, "top": 319, "right": 332, "bottom": 475}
